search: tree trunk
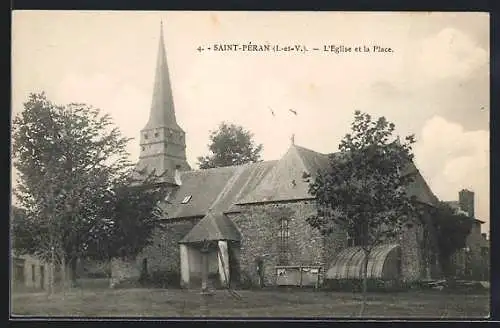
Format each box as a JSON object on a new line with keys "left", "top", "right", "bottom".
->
{"left": 61, "top": 256, "right": 66, "bottom": 294}
{"left": 359, "top": 249, "right": 370, "bottom": 317}
{"left": 69, "top": 257, "right": 78, "bottom": 287}
{"left": 49, "top": 246, "right": 55, "bottom": 296}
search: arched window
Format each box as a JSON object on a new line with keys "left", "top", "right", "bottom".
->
{"left": 278, "top": 218, "right": 290, "bottom": 264}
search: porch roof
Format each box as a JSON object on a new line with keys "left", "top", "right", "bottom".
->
{"left": 179, "top": 211, "right": 241, "bottom": 244}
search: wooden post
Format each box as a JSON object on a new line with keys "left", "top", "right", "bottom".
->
{"left": 200, "top": 240, "right": 210, "bottom": 294}
{"left": 179, "top": 244, "right": 190, "bottom": 288}
{"left": 217, "top": 241, "right": 230, "bottom": 288}
{"left": 199, "top": 240, "right": 212, "bottom": 317}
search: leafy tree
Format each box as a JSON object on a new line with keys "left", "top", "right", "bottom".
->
{"left": 197, "top": 122, "right": 263, "bottom": 169}
{"left": 306, "top": 111, "right": 419, "bottom": 316}
{"left": 430, "top": 201, "right": 473, "bottom": 278}
{"left": 11, "top": 92, "right": 166, "bottom": 290}
{"left": 86, "top": 172, "right": 169, "bottom": 262}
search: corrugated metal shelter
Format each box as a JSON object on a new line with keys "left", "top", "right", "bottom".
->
{"left": 326, "top": 244, "right": 401, "bottom": 280}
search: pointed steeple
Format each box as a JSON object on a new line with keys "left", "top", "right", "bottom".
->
{"left": 145, "top": 21, "right": 180, "bottom": 130}
{"left": 136, "top": 22, "right": 190, "bottom": 185}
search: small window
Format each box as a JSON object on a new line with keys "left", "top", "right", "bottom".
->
{"left": 154, "top": 132, "right": 159, "bottom": 138}
{"left": 181, "top": 195, "right": 192, "bottom": 204}
{"left": 31, "top": 264, "right": 36, "bottom": 282}
{"left": 144, "top": 133, "right": 149, "bottom": 139}
{"left": 141, "top": 146, "right": 145, "bottom": 151}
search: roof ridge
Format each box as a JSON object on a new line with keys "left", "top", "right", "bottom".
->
{"left": 184, "top": 160, "right": 277, "bottom": 174}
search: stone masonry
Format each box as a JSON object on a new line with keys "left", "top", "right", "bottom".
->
{"left": 229, "top": 200, "right": 347, "bottom": 287}
{"left": 111, "top": 203, "right": 440, "bottom": 287}
{"left": 111, "top": 217, "right": 200, "bottom": 286}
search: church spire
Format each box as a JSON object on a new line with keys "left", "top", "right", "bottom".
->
{"left": 144, "top": 21, "right": 180, "bottom": 130}
{"left": 136, "top": 22, "right": 191, "bottom": 185}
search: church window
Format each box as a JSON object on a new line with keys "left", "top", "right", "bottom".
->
{"left": 278, "top": 218, "right": 290, "bottom": 264}
{"left": 31, "top": 265, "right": 36, "bottom": 282}
{"left": 144, "top": 133, "right": 149, "bottom": 139}
{"left": 141, "top": 146, "right": 145, "bottom": 151}
{"left": 154, "top": 132, "right": 159, "bottom": 137}
{"left": 181, "top": 195, "right": 192, "bottom": 204}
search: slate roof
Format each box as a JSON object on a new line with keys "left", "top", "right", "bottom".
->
{"left": 163, "top": 144, "right": 439, "bottom": 219}
{"left": 159, "top": 143, "right": 442, "bottom": 242}
{"left": 162, "top": 161, "right": 276, "bottom": 219}
{"left": 236, "top": 145, "right": 330, "bottom": 204}
{"left": 144, "top": 22, "right": 182, "bottom": 131}
{"left": 403, "top": 163, "right": 439, "bottom": 206}
{"left": 179, "top": 211, "right": 241, "bottom": 243}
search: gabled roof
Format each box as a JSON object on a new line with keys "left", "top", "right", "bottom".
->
{"left": 162, "top": 165, "right": 238, "bottom": 219}
{"left": 236, "top": 145, "right": 329, "bottom": 204}
{"left": 162, "top": 161, "right": 276, "bottom": 219}
{"left": 179, "top": 211, "right": 241, "bottom": 243}
{"left": 403, "top": 163, "right": 439, "bottom": 206}
{"left": 160, "top": 143, "right": 440, "bottom": 221}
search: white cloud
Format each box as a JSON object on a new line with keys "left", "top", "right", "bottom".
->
{"left": 414, "top": 116, "right": 489, "bottom": 232}
{"left": 416, "top": 27, "right": 488, "bottom": 80}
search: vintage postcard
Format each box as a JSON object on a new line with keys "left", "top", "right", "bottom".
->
{"left": 10, "top": 11, "right": 490, "bottom": 319}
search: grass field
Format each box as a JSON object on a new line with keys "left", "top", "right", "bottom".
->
{"left": 11, "top": 284, "right": 490, "bottom": 318}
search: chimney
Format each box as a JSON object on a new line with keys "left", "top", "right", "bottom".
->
{"left": 174, "top": 164, "right": 182, "bottom": 186}
{"left": 458, "top": 189, "right": 474, "bottom": 218}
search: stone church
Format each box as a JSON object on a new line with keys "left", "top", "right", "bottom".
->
{"left": 110, "top": 24, "right": 445, "bottom": 289}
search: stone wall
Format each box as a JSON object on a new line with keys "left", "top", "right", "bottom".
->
{"left": 11, "top": 254, "right": 51, "bottom": 291}
{"left": 110, "top": 217, "right": 200, "bottom": 286}
{"left": 229, "top": 200, "right": 335, "bottom": 287}
{"left": 139, "top": 218, "right": 199, "bottom": 274}
{"left": 399, "top": 220, "right": 423, "bottom": 281}
{"left": 398, "top": 216, "right": 442, "bottom": 282}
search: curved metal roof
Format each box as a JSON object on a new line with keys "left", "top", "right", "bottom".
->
{"left": 326, "top": 244, "right": 401, "bottom": 280}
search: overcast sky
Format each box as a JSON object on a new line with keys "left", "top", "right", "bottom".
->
{"left": 12, "top": 11, "right": 489, "bottom": 233}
